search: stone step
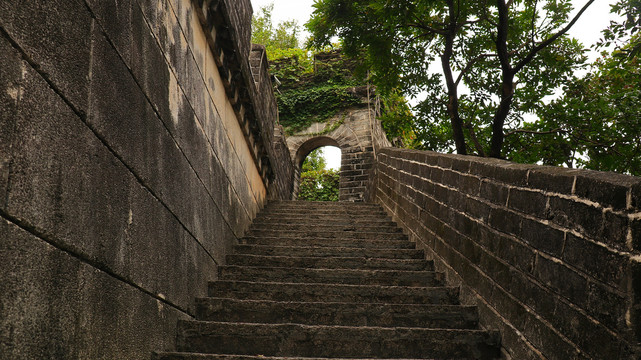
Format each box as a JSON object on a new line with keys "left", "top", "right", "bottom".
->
{"left": 232, "top": 244, "right": 425, "bottom": 259}
{"left": 153, "top": 355, "right": 436, "bottom": 360}
{"left": 245, "top": 229, "right": 408, "bottom": 241}
{"left": 218, "top": 265, "right": 443, "bottom": 287}
{"left": 240, "top": 236, "right": 416, "bottom": 249}
{"left": 208, "top": 281, "right": 461, "bottom": 305}
{"left": 262, "top": 205, "right": 388, "bottom": 216}
{"left": 195, "top": 298, "right": 479, "bottom": 329}
{"left": 263, "top": 204, "right": 387, "bottom": 214}
{"left": 252, "top": 216, "right": 395, "bottom": 226}
{"left": 266, "top": 201, "right": 383, "bottom": 210}
{"left": 174, "top": 321, "right": 501, "bottom": 359}
{"left": 261, "top": 210, "right": 389, "bottom": 218}
{"left": 225, "top": 254, "right": 434, "bottom": 271}
{"left": 249, "top": 224, "right": 403, "bottom": 234}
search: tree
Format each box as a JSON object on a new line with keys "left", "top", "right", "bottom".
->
{"left": 506, "top": 0, "right": 641, "bottom": 175}
{"left": 509, "top": 54, "right": 641, "bottom": 175}
{"left": 307, "top": 0, "right": 593, "bottom": 158}
{"left": 298, "top": 149, "right": 340, "bottom": 201}
{"left": 302, "top": 148, "right": 327, "bottom": 172}
{"left": 252, "top": 3, "right": 301, "bottom": 56}
{"left": 298, "top": 169, "right": 340, "bottom": 202}
{"left": 598, "top": 0, "right": 641, "bottom": 59}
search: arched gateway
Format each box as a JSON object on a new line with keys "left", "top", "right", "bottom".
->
{"left": 286, "top": 107, "right": 390, "bottom": 202}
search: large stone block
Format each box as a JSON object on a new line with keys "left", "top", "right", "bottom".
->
{"left": 0, "top": 0, "right": 93, "bottom": 114}
{"left": 574, "top": 170, "right": 640, "bottom": 211}
{"left": 520, "top": 219, "right": 565, "bottom": 258}
{"left": 533, "top": 255, "right": 588, "bottom": 308}
{"left": 0, "top": 218, "right": 190, "bottom": 360}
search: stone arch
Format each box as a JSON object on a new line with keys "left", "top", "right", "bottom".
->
{"left": 286, "top": 108, "right": 380, "bottom": 202}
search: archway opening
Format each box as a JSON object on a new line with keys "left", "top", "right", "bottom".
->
{"left": 297, "top": 145, "right": 342, "bottom": 202}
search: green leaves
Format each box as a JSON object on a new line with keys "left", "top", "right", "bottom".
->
{"left": 277, "top": 85, "right": 360, "bottom": 135}
{"left": 299, "top": 149, "right": 339, "bottom": 202}
{"left": 522, "top": 54, "right": 641, "bottom": 175}
{"left": 251, "top": 3, "right": 301, "bottom": 57}
{"left": 307, "top": 0, "right": 593, "bottom": 157}
{"left": 298, "top": 169, "right": 340, "bottom": 202}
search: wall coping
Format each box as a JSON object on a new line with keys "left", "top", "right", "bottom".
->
{"left": 379, "top": 148, "right": 641, "bottom": 214}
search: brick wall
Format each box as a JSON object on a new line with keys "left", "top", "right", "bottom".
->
{"left": 0, "top": 0, "right": 292, "bottom": 358}
{"left": 372, "top": 148, "right": 641, "bottom": 359}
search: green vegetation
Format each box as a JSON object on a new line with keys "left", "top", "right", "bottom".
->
{"left": 273, "top": 53, "right": 361, "bottom": 135}
{"left": 306, "top": 0, "right": 641, "bottom": 175}
{"left": 307, "top": 0, "right": 593, "bottom": 158}
{"left": 298, "top": 149, "right": 340, "bottom": 202}
{"left": 252, "top": 4, "right": 411, "bottom": 138}
{"left": 253, "top": 1, "right": 640, "bottom": 175}
{"left": 252, "top": 4, "right": 364, "bottom": 136}
{"left": 507, "top": 0, "right": 641, "bottom": 175}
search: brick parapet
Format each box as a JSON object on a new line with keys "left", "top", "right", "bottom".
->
{"left": 372, "top": 147, "right": 641, "bottom": 359}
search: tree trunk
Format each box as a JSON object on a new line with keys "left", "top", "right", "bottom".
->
{"left": 489, "top": 77, "right": 514, "bottom": 158}
{"left": 490, "top": 0, "right": 513, "bottom": 158}
{"left": 442, "top": 0, "right": 467, "bottom": 155}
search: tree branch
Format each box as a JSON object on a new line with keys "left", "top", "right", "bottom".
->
{"left": 455, "top": 53, "right": 498, "bottom": 86}
{"left": 407, "top": 22, "right": 447, "bottom": 36}
{"left": 496, "top": 0, "right": 512, "bottom": 74}
{"left": 513, "top": 0, "right": 595, "bottom": 74}
{"left": 505, "top": 128, "right": 565, "bottom": 136}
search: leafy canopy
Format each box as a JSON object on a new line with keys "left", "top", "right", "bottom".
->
{"left": 252, "top": 3, "right": 300, "bottom": 55}
{"left": 507, "top": 0, "right": 641, "bottom": 175}
{"left": 307, "top": 0, "right": 593, "bottom": 158}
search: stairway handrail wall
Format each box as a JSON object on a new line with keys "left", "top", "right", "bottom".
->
{"left": 370, "top": 147, "right": 641, "bottom": 359}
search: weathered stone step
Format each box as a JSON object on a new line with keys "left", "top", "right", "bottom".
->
{"left": 261, "top": 210, "right": 389, "bottom": 219}
{"left": 252, "top": 216, "right": 395, "bottom": 226}
{"left": 249, "top": 224, "right": 403, "bottom": 234}
{"left": 266, "top": 201, "right": 383, "bottom": 210}
{"left": 218, "top": 266, "right": 443, "bottom": 287}
{"left": 226, "top": 254, "right": 433, "bottom": 271}
{"left": 240, "top": 237, "right": 415, "bottom": 249}
{"left": 263, "top": 203, "right": 388, "bottom": 214}
{"left": 208, "top": 281, "right": 460, "bottom": 305}
{"left": 175, "top": 321, "right": 501, "bottom": 359}
{"left": 195, "top": 298, "right": 479, "bottom": 329}
{"left": 232, "top": 244, "right": 425, "bottom": 259}
{"left": 261, "top": 206, "right": 388, "bottom": 215}
{"left": 245, "top": 229, "right": 407, "bottom": 241}
{"left": 154, "top": 354, "right": 430, "bottom": 360}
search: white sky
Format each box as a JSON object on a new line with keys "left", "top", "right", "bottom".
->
{"left": 249, "top": 0, "right": 619, "bottom": 169}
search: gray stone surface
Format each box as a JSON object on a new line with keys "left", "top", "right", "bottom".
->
{"left": 0, "top": 0, "right": 292, "bottom": 359}
{"left": 372, "top": 147, "right": 641, "bottom": 359}
{"left": 286, "top": 108, "right": 387, "bottom": 202}
{"left": 0, "top": 218, "right": 190, "bottom": 359}
{"left": 157, "top": 201, "right": 500, "bottom": 359}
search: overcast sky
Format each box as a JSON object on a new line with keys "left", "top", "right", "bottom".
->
{"left": 249, "top": 0, "right": 619, "bottom": 168}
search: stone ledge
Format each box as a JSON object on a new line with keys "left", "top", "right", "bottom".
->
{"left": 191, "top": 0, "right": 292, "bottom": 198}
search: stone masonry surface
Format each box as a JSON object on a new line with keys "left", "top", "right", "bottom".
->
{"left": 153, "top": 201, "right": 502, "bottom": 359}
{"left": 371, "top": 147, "right": 641, "bottom": 359}
{"left": 0, "top": 0, "right": 292, "bottom": 358}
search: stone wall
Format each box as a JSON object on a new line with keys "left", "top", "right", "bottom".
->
{"left": 371, "top": 148, "right": 641, "bottom": 359}
{"left": 0, "top": 0, "right": 292, "bottom": 359}
{"left": 286, "top": 98, "right": 384, "bottom": 202}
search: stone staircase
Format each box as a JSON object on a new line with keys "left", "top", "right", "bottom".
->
{"left": 153, "top": 201, "right": 501, "bottom": 360}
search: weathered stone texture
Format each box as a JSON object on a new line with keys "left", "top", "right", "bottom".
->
{"left": 287, "top": 107, "right": 384, "bottom": 202}
{"left": 155, "top": 201, "right": 501, "bottom": 359}
{"left": 371, "top": 148, "right": 641, "bottom": 360}
{"left": 0, "top": 0, "right": 292, "bottom": 358}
